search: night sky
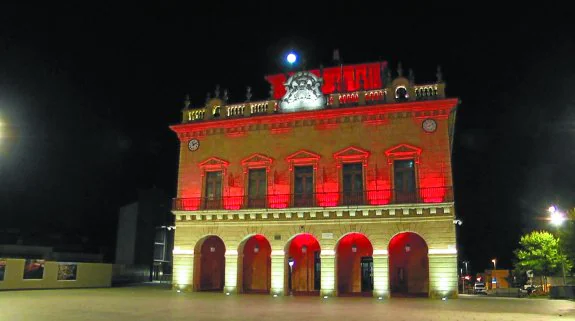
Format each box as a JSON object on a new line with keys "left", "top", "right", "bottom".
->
{"left": 1, "top": 8, "right": 574, "bottom": 272}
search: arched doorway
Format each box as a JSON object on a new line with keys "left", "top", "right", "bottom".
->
{"left": 285, "top": 233, "right": 321, "bottom": 295}
{"left": 194, "top": 235, "right": 225, "bottom": 292}
{"left": 239, "top": 234, "right": 271, "bottom": 294}
{"left": 336, "top": 233, "right": 374, "bottom": 296}
{"left": 388, "top": 232, "right": 429, "bottom": 297}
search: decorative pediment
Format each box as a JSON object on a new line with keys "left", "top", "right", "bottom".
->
{"left": 198, "top": 157, "right": 230, "bottom": 173}
{"left": 384, "top": 144, "right": 422, "bottom": 164}
{"left": 333, "top": 146, "right": 370, "bottom": 166}
{"left": 285, "top": 150, "right": 321, "bottom": 170}
{"left": 333, "top": 146, "right": 370, "bottom": 159}
{"left": 286, "top": 150, "right": 321, "bottom": 162}
{"left": 241, "top": 153, "right": 273, "bottom": 172}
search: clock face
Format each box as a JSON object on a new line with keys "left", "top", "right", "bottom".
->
{"left": 188, "top": 139, "right": 200, "bottom": 151}
{"left": 422, "top": 119, "right": 437, "bottom": 133}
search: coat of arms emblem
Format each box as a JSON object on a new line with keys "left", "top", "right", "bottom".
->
{"left": 280, "top": 71, "right": 326, "bottom": 112}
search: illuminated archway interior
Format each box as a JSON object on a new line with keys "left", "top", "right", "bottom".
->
{"left": 336, "top": 233, "right": 374, "bottom": 295}
{"left": 194, "top": 236, "right": 226, "bottom": 291}
{"left": 239, "top": 234, "right": 271, "bottom": 293}
{"left": 388, "top": 232, "right": 429, "bottom": 296}
{"left": 286, "top": 233, "right": 321, "bottom": 295}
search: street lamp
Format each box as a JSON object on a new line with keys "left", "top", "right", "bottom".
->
{"left": 288, "top": 257, "right": 295, "bottom": 295}
{"left": 491, "top": 258, "right": 497, "bottom": 289}
{"left": 548, "top": 205, "right": 567, "bottom": 285}
{"left": 549, "top": 205, "right": 567, "bottom": 227}
{"left": 462, "top": 260, "right": 469, "bottom": 294}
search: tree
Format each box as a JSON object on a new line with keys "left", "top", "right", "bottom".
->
{"left": 514, "top": 231, "right": 571, "bottom": 291}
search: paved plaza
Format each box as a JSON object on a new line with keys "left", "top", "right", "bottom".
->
{"left": 0, "top": 286, "right": 573, "bottom": 321}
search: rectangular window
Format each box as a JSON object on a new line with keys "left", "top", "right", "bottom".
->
{"left": 342, "top": 163, "right": 363, "bottom": 205}
{"left": 393, "top": 159, "right": 416, "bottom": 202}
{"left": 248, "top": 168, "right": 267, "bottom": 208}
{"left": 294, "top": 166, "right": 314, "bottom": 207}
{"left": 204, "top": 171, "right": 222, "bottom": 209}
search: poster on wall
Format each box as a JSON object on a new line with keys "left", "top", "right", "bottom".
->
{"left": 57, "top": 263, "right": 78, "bottom": 281}
{"left": 0, "top": 259, "right": 6, "bottom": 281}
{"left": 23, "top": 259, "right": 45, "bottom": 280}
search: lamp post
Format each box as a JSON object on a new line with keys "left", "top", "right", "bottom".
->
{"left": 548, "top": 205, "right": 567, "bottom": 285}
{"left": 462, "top": 261, "right": 469, "bottom": 294}
{"left": 288, "top": 257, "right": 294, "bottom": 295}
{"left": 491, "top": 259, "right": 497, "bottom": 289}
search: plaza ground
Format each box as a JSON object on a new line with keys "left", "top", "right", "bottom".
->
{"left": 0, "top": 286, "right": 573, "bottom": 321}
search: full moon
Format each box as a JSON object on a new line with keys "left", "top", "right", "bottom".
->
{"left": 286, "top": 53, "right": 297, "bottom": 64}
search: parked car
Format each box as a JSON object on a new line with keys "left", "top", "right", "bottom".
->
{"left": 473, "top": 282, "right": 487, "bottom": 294}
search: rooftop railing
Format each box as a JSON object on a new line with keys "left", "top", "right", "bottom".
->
{"left": 181, "top": 83, "right": 445, "bottom": 123}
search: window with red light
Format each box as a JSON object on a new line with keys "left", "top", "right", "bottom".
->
{"left": 342, "top": 163, "right": 364, "bottom": 205}
{"left": 294, "top": 166, "right": 314, "bottom": 207}
{"left": 393, "top": 160, "right": 416, "bottom": 202}
{"left": 247, "top": 168, "right": 267, "bottom": 208}
{"left": 204, "top": 171, "right": 223, "bottom": 209}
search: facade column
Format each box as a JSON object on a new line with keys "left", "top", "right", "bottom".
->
{"left": 428, "top": 252, "right": 458, "bottom": 298}
{"left": 224, "top": 250, "right": 238, "bottom": 294}
{"left": 372, "top": 250, "right": 389, "bottom": 298}
{"left": 172, "top": 250, "right": 194, "bottom": 291}
{"left": 320, "top": 250, "right": 335, "bottom": 297}
{"left": 270, "top": 251, "right": 285, "bottom": 295}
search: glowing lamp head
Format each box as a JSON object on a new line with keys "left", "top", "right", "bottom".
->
{"left": 288, "top": 257, "right": 295, "bottom": 268}
{"left": 548, "top": 205, "right": 557, "bottom": 214}
{"left": 286, "top": 52, "right": 297, "bottom": 64}
{"left": 550, "top": 211, "right": 566, "bottom": 226}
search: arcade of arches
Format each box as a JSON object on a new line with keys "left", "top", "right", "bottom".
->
{"left": 184, "top": 231, "right": 447, "bottom": 298}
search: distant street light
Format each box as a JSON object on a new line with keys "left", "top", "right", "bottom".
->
{"left": 491, "top": 258, "right": 497, "bottom": 289}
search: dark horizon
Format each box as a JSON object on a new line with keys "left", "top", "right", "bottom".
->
{"left": 1, "top": 10, "right": 574, "bottom": 273}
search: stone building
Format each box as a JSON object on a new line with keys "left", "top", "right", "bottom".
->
{"left": 170, "top": 60, "right": 459, "bottom": 298}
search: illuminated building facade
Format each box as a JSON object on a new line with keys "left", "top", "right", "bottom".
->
{"left": 170, "top": 60, "right": 459, "bottom": 298}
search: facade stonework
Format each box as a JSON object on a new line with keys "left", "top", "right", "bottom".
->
{"left": 170, "top": 61, "right": 459, "bottom": 298}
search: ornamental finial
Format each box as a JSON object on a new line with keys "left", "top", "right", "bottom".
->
{"left": 184, "top": 94, "right": 191, "bottom": 109}
{"left": 246, "top": 86, "right": 252, "bottom": 102}
{"left": 223, "top": 89, "right": 229, "bottom": 103}
{"left": 205, "top": 92, "right": 211, "bottom": 104}
{"left": 385, "top": 68, "right": 392, "bottom": 86}
{"left": 397, "top": 62, "right": 403, "bottom": 77}
{"left": 436, "top": 65, "right": 443, "bottom": 82}
{"left": 214, "top": 84, "right": 220, "bottom": 98}
{"left": 408, "top": 68, "right": 414, "bottom": 84}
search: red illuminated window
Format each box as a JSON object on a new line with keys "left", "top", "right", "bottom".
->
{"left": 204, "top": 171, "right": 223, "bottom": 209}
{"left": 248, "top": 168, "right": 267, "bottom": 208}
{"left": 342, "top": 163, "right": 364, "bottom": 205}
{"left": 385, "top": 144, "right": 422, "bottom": 203}
{"left": 393, "top": 160, "right": 416, "bottom": 202}
{"left": 294, "top": 166, "right": 314, "bottom": 207}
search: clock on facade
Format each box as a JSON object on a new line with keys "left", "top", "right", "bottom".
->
{"left": 188, "top": 139, "right": 200, "bottom": 151}
{"left": 422, "top": 119, "right": 437, "bottom": 133}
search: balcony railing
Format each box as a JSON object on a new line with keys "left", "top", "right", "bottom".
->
{"left": 172, "top": 187, "right": 453, "bottom": 211}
